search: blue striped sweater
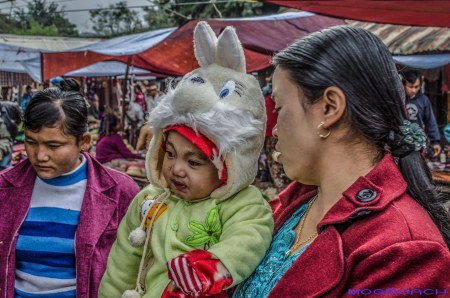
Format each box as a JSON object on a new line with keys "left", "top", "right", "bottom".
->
{"left": 15, "top": 156, "right": 87, "bottom": 298}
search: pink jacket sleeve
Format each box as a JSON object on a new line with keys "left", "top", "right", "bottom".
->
{"left": 112, "top": 134, "right": 141, "bottom": 160}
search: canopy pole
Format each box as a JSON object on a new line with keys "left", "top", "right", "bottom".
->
{"left": 121, "top": 55, "right": 133, "bottom": 131}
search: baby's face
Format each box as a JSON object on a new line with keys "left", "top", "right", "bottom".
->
{"left": 162, "top": 131, "right": 223, "bottom": 201}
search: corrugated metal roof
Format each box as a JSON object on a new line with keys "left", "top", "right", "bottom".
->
{"left": 346, "top": 20, "right": 450, "bottom": 55}
{"left": 0, "top": 34, "right": 102, "bottom": 51}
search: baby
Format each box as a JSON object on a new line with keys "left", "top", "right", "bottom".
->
{"left": 99, "top": 21, "right": 273, "bottom": 298}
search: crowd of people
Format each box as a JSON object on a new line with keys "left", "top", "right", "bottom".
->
{"left": 0, "top": 22, "right": 449, "bottom": 298}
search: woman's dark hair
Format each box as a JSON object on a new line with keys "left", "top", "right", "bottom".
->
{"left": 401, "top": 69, "right": 422, "bottom": 85}
{"left": 99, "top": 111, "right": 119, "bottom": 136}
{"left": 23, "top": 78, "right": 88, "bottom": 141}
{"left": 134, "top": 84, "right": 142, "bottom": 92}
{"left": 273, "top": 25, "right": 450, "bottom": 249}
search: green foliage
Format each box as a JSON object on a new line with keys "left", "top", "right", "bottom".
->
{"left": 14, "top": 18, "right": 59, "bottom": 36}
{"left": 143, "top": 4, "right": 177, "bottom": 30}
{"left": 144, "top": 0, "right": 264, "bottom": 30}
{"left": 14, "top": 0, "right": 78, "bottom": 36}
{"left": 90, "top": 1, "right": 145, "bottom": 37}
{"left": 0, "top": 14, "right": 20, "bottom": 34}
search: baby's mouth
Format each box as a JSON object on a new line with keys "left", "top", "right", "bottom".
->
{"left": 172, "top": 179, "right": 187, "bottom": 191}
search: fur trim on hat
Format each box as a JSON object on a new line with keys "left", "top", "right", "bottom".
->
{"left": 150, "top": 87, "right": 263, "bottom": 158}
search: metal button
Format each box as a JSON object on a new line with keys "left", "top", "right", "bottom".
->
{"left": 171, "top": 222, "right": 179, "bottom": 231}
{"left": 356, "top": 189, "right": 377, "bottom": 202}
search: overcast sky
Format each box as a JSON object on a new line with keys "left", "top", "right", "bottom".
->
{"left": 0, "top": 0, "right": 151, "bottom": 33}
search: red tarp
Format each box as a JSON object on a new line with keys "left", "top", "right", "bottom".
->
{"left": 42, "top": 13, "right": 345, "bottom": 81}
{"left": 262, "top": 1, "right": 450, "bottom": 28}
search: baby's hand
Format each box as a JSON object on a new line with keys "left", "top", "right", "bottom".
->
{"left": 166, "top": 250, "right": 232, "bottom": 297}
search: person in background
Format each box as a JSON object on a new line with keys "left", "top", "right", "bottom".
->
{"left": 262, "top": 78, "right": 291, "bottom": 193}
{"left": 233, "top": 25, "right": 450, "bottom": 297}
{"left": 95, "top": 111, "right": 142, "bottom": 165}
{"left": 0, "top": 100, "right": 22, "bottom": 171}
{"left": 135, "top": 119, "right": 153, "bottom": 152}
{"left": 134, "top": 84, "right": 146, "bottom": 112}
{"left": 21, "top": 85, "right": 33, "bottom": 111}
{"left": 124, "top": 100, "right": 144, "bottom": 149}
{"left": 87, "top": 115, "right": 100, "bottom": 156}
{"left": 87, "top": 94, "right": 100, "bottom": 120}
{"left": 0, "top": 78, "right": 139, "bottom": 297}
{"left": 145, "top": 84, "right": 163, "bottom": 113}
{"left": 49, "top": 76, "right": 64, "bottom": 88}
{"left": 0, "top": 108, "right": 12, "bottom": 168}
{"left": 402, "top": 69, "right": 441, "bottom": 157}
{"left": 444, "top": 123, "right": 450, "bottom": 144}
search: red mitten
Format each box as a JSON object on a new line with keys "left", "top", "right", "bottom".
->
{"left": 166, "top": 250, "right": 233, "bottom": 297}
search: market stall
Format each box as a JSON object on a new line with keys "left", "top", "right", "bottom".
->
{"left": 41, "top": 11, "right": 345, "bottom": 80}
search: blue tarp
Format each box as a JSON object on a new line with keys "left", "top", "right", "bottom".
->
{"left": 0, "top": 43, "right": 42, "bottom": 81}
{"left": 393, "top": 54, "right": 450, "bottom": 69}
{"left": 0, "top": 27, "right": 176, "bottom": 83}
{"left": 69, "top": 27, "right": 176, "bottom": 56}
{"left": 65, "top": 61, "right": 151, "bottom": 77}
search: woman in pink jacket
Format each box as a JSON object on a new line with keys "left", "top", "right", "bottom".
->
{"left": 95, "top": 111, "right": 142, "bottom": 165}
{"left": 233, "top": 26, "right": 450, "bottom": 297}
{"left": 0, "top": 78, "right": 139, "bottom": 298}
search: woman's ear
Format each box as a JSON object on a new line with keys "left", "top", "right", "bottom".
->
{"left": 321, "top": 86, "right": 346, "bottom": 129}
{"left": 80, "top": 132, "right": 92, "bottom": 151}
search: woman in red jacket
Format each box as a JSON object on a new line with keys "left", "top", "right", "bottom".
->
{"left": 233, "top": 26, "right": 450, "bottom": 297}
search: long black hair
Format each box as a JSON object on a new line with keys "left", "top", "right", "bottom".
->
{"left": 23, "top": 78, "right": 88, "bottom": 141}
{"left": 273, "top": 25, "right": 450, "bottom": 249}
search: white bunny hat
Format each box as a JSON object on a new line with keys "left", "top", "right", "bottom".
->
{"left": 145, "top": 21, "right": 266, "bottom": 201}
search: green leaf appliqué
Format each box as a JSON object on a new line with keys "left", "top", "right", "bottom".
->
{"left": 185, "top": 206, "right": 222, "bottom": 249}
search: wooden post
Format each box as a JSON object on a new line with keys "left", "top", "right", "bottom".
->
{"left": 121, "top": 55, "right": 133, "bottom": 130}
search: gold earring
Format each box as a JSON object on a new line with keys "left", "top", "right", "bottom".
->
{"left": 317, "top": 122, "right": 331, "bottom": 139}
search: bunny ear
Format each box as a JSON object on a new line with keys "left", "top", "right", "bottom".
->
{"left": 194, "top": 21, "right": 218, "bottom": 68}
{"left": 216, "top": 26, "right": 246, "bottom": 73}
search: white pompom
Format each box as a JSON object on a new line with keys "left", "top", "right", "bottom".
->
{"left": 122, "top": 289, "right": 141, "bottom": 298}
{"left": 128, "top": 227, "right": 146, "bottom": 247}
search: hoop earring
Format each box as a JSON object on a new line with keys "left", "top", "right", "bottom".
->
{"left": 317, "top": 122, "right": 331, "bottom": 139}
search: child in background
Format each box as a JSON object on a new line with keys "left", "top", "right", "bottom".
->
{"left": 99, "top": 22, "right": 273, "bottom": 298}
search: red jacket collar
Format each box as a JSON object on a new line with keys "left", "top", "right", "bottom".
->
{"left": 272, "top": 153, "right": 407, "bottom": 233}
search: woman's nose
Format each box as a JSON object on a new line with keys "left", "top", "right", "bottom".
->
{"left": 36, "top": 146, "right": 50, "bottom": 162}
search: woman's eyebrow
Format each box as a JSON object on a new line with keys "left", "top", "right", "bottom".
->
{"left": 25, "top": 136, "right": 66, "bottom": 145}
